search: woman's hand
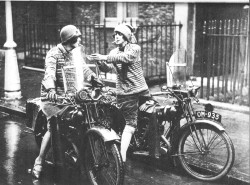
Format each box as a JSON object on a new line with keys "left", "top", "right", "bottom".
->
{"left": 46, "top": 88, "right": 58, "bottom": 102}
{"left": 88, "top": 53, "right": 108, "bottom": 61}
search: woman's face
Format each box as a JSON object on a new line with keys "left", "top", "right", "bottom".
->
{"left": 113, "top": 32, "right": 126, "bottom": 45}
{"left": 71, "top": 36, "right": 81, "bottom": 48}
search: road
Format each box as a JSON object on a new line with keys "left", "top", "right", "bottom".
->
{"left": 0, "top": 111, "right": 245, "bottom": 185}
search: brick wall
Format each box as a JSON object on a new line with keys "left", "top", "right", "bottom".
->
{"left": 138, "top": 3, "right": 174, "bottom": 24}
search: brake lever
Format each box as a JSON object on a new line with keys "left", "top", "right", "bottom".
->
{"left": 193, "top": 97, "right": 200, "bottom": 103}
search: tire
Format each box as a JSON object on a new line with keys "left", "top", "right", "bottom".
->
{"left": 84, "top": 133, "right": 124, "bottom": 185}
{"left": 178, "top": 124, "right": 235, "bottom": 181}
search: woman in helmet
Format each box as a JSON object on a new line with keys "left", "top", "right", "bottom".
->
{"left": 89, "top": 23, "right": 150, "bottom": 164}
{"left": 32, "top": 25, "right": 96, "bottom": 179}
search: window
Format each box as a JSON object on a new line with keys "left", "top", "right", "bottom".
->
{"left": 100, "top": 2, "right": 138, "bottom": 27}
{"left": 126, "top": 2, "right": 138, "bottom": 17}
{"left": 105, "top": 2, "right": 117, "bottom": 18}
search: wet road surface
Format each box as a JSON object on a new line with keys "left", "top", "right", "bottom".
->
{"left": 0, "top": 112, "right": 230, "bottom": 185}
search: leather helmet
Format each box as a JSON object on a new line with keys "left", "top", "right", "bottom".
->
{"left": 60, "top": 25, "right": 81, "bottom": 44}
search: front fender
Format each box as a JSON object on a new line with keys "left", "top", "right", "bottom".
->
{"left": 86, "top": 127, "right": 120, "bottom": 142}
{"left": 192, "top": 119, "right": 225, "bottom": 131}
{"left": 171, "top": 119, "right": 225, "bottom": 151}
{"left": 180, "top": 119, "right": 225, "bottom": 136}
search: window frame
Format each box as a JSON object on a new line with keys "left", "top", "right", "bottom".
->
{"left": 100, "top": 2, "right": 138, "bottom": 27}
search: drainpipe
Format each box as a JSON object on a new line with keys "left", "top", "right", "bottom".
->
{"left": 4, "top": 0, "right": 22, "bottom": 99}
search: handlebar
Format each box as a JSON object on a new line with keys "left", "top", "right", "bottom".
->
{"left": 41, "top": 96, "right": 65, "bottom": 101}
{"left": 151, "top": 85, "right": 201, "bottom": 101}
{"left": 41, "top": 87, "right": 116, "bottom": 103}
{"left": 151, "top": 91, "right": 171, "bottom": 96}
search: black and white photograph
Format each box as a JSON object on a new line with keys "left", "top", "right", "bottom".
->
{"left": 0, "top": 0, "right": 249, "bottom": 184}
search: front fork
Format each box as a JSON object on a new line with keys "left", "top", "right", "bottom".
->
{"left": 88, "top": 134, "right": 110, "bottom": 171}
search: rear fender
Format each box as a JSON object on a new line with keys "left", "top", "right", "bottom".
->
{"left": 86, "top": 127, "right": 120, "bottom": 142}
{"left": 26, "top": 97, "right": 42, "bottom": 129}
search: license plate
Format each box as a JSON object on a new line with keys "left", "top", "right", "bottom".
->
{"left": 195, "top": 111, "right": 222, "bottom": 123}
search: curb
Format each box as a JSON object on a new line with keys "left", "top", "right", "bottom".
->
{"left": 0, "top": 100, "right": 26, "bottom": 118}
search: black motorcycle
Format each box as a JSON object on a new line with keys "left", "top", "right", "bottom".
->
{"left": 26, "top": 77, "right": 124, "bottom": 185}
{"left": 122, "top": 84, "right": 235, "bottom": 181}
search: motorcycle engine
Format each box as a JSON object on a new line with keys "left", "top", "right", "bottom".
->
{"left": 156, "top": 105, "right": 177, "bottom": 122}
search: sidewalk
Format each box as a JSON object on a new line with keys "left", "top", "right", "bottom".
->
{"left": 0, "top": 64, "right": 249, "bottom": 184}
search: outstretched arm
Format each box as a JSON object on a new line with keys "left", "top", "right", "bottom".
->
{"left": 87, "top": 54, "right": 113, "bottom": 73}
{"left": 89, "top": 44, "right": 141, "bottom": 65}
{"left": 107, "top": 45, "right": 140, "bottom": 65}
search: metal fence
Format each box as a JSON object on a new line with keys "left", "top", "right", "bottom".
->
{"left": 22, "top": 21, "right": 181, "bottom": 81}
{"left": 136, "top": 22, "right": 181, "bottom": 81}
{"left": 201, "top": 19, "right": 249, "bottom": 106}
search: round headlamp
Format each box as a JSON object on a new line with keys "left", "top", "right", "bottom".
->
{"left": 76, "top": 89, "right": 88, "bottom": 101}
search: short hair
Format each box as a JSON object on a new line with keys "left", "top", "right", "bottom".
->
{"left": 112, "top": 31, "right": 129, "bottom": 42}
{"left": 62, "top": 36, "right": 79, "bottom": 45}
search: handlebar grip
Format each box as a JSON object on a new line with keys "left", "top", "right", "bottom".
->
{"left": 151, "top": 92, "right": 170, "bottom": 96}
{"left": 40, "top": 96, "right": 65, "bottom": 101}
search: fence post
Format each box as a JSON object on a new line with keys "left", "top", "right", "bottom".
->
{"left": 200, "top": 21, "right": 206, "bottom": 98}
{"left": 104, "top": 19, "right": 107, "bottom": 55}
{"left": 23, "top": 23, "right": 27, "bottom": 66}
{"left": 175, "top": 21, "right": 181, "bottom": 50}
{"left": 217, "top": 20, "right": 222, "bottom": 100}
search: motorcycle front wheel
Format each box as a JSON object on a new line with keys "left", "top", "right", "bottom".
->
{"left": 84, "top": 133, "right": 124, "bottom": 185}
{"left": 178, "top": 124, "right": 235, "bottom": 181}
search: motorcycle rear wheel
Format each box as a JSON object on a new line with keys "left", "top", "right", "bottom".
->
{"left": 178, "top": 124, "right": 235, "bottom": 181}
{"left": 84, "top": 133, "right": 124, "bottom": 185}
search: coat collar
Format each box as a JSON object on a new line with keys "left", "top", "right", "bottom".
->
{"left": 57, "top": 43, "right": 69, "bottom": 54}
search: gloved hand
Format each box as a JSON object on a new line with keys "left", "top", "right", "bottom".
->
{"left": 90, "top": 75, "right": 104, "bottom": 88}
{"left": 87, "top": 73, "right": 96, "bottom": 82}
{"left": 46, "top": 88, "right": 58, "bottom": 102}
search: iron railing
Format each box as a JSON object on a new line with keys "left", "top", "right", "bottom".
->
{"left": 201, "top": 19, "right": 249, "bottom": 106}
{"left": 22, "top": 21, "right": 181, "bottom": 81}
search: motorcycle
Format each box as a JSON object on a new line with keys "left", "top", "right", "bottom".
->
{"left": 26, "top": 76, "right": 124, "bottom": 185}
{"left": 122, "top": 83, "right": 235, "bottom": 181}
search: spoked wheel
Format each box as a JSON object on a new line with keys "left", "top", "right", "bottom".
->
{"left": 178, "top": 124, "right": 235, "bottom": 181}
{"left": 84, "top": 133, "right": 124, "bottom": 185}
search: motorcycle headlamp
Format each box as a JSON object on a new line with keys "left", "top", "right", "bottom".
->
{"left": 76, "top": 89, "right": 89, "bottom": 102}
